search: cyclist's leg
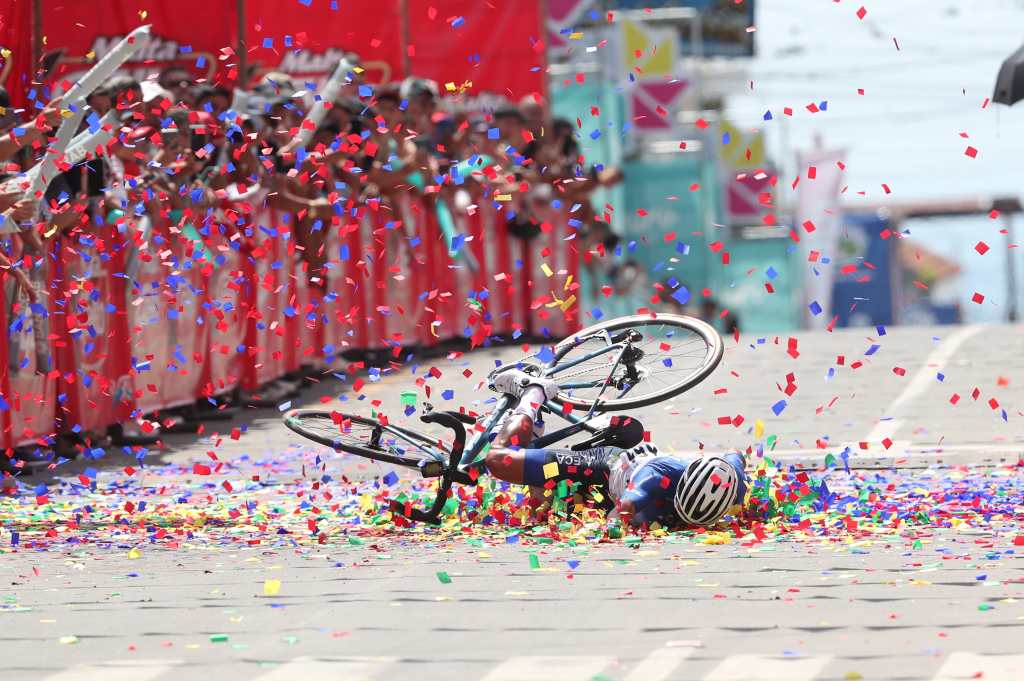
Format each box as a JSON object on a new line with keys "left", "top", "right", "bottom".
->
{"left": 486, "top": 444, "right": 618, "bottom": 488}
{"left": 493, "top": 384, "right": 548, "bottom": 450}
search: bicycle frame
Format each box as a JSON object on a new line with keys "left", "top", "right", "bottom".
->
{"left": 363, "top": 333, "right": 639, "bottom": 477}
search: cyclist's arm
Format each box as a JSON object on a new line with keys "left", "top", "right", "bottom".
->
{"left": 616, "top": 465, "right": 671, "bottom": 528}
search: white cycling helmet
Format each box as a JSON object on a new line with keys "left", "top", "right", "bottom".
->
{"left": 673, "top": 456, "right": 739, "bottom": 526}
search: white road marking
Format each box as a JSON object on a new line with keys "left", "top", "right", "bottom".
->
{"left": 255, "top": 656, "right": 393, "bottom": 681}
{"left": 863, "top": 325, "right": 982, "bottom": 445}
{"left": 40, "top": 659, "right": 182, "bottom": 681}
{"left": 480, "top": 655, "right": 613, "bottom": 681}
{"left": 931, "top": 651, "right": 1024, "bottom": 680}
{"left": 702, "top": 654, "right": 832, "bottom": 681}
{"left": 624, "top": 646, "right": 697, "bottom": 681}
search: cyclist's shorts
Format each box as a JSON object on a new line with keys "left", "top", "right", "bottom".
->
{"left": 520, "top": 446, "right": 621, "bottom": 489}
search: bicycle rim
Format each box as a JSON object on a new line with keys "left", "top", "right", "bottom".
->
{"left": 547, "top": 314, "right": 723, "bottom": 411}
{"left": 283, "top": 410, "right": 450, "bottom": 475}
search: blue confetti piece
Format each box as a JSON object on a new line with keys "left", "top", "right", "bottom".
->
{"left": 722, "top": 132, "right": 730, "bottom": 145}
{"left": 452, "top": 15, "right": 465, "bottom": 28}
{"left": 262, "top": 38, "right": 273, "bottom": 48}
{"left": 591, "top": 308, "right": 603, "bottom": 320}
{"left": 763, "top": 110, "right": 773, "bottom": 121}
{"left": 671, "top": 286, "right": 690, "bottom": 305}
{"left": 771, "top": 400, "right": 787, "bottom": 416}
{"left": 876, "top": 325, "right": 886, "bottom": 336}
{"left": 382, "top": 471, "right": 399, "bottom": 485}
{"left": 766, "top": 266, "right": 778, "bottom": 280}
{"left": 808, "top": 301, "right": 822, "bottom": 316}
{"left": 442, "top": 389, "right": 454, "bottom": 400}
{"left": 865, "top": 344, "right": 880, "bottom": 356}
{"left": 358, "top": 84, "right": 373, "bottom": 98}
{"left": 536, "top": 346, "right": 555, "bottom": 364}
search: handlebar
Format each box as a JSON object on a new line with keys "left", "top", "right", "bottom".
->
{"left": 390, "top": 409, "right": 475, "bottom": 525}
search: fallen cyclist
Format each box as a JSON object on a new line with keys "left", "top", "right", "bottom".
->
{"left": 482, "top": 368, "right": 748, "bottom": 530}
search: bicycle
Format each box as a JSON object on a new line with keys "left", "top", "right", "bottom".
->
{"left": 284, "top": 313, "right": 723, "bottom": 523}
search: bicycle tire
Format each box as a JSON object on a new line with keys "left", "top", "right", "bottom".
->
{"left": 547, "top": 314, "right": 723, "bottom": 412}
{"left": 283, "top": 409, "right": 451, "bottom": 476}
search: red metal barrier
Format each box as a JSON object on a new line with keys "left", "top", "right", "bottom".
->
{"left": 57, "top": 224, "right": 134, "bottom": 435}
{"left": 0, "top": 191, "right": 580, "bottom": 451}
{"left": 1, "top": 236, "right": 58, "bottom": 450}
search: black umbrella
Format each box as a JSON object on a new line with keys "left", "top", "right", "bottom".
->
{"left": 994, "top": 43, "right": 1024, "bottom": 105}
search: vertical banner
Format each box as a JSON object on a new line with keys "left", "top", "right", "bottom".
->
{"left": 795, "top": 148, "right": 846, "bottom": 329}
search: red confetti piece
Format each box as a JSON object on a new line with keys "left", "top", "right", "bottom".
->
{"left": 965, "top": 146, "right": 978, "bottom": 158}
{"left": 856, "top": 6, "right": 867, "bottom": 19}
{"left": 972, "top": 292, "right": 984, "bottom": 304}
{"left": 975, "top": 241, "right": 989, "bottom": 255}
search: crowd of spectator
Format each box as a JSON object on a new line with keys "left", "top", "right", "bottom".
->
{"left": 0, "top": 59, "right": 625, "bottom": 448}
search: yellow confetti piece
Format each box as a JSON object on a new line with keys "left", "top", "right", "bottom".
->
{"left": 353, "top": 66, "right": 364, "bottom": 73}
{"left": 495, "top": 194, "right": 512, "bottom": 201}
{"left": 263, "top": 579, "right": 281, "bottom": 596}
{"left": 843, "top": 673, "right": 864, "bottom": 680}
{"left": 444, "top": 82, "right": 457, "bottom": 92}
{"left": 542, "top": 461, "right": 559, "bottom": 479}
{"left": 127, "top": 548, "right": 141, "bottom": 560}
{"left": 541, "top": 263, "right": 553, "bottom": 277}
{"left": 559, "top": 294, "right": 577, "bottom": 312}
{"left": 702, "top": 532, "right": 732, "bottom": 545}
{"left": 0, "top": 49, "right": 10, "bottom": 59}
{"left": 85, "top": 50, "right": 95, "bottom": 60}
{"left": 563, "top": 274, "right": 573, "bottom": 291}
{"left": 139, "top": 10, "right": 148, "bottom": 19}
{"left": 58, "top": 635, "right": 78, "bottom": 645}
{"left": 568, "top": 31, "right": 583, "bottom": 40}
{"left": 754, "top": 419, "right": 764, "bottom": 439}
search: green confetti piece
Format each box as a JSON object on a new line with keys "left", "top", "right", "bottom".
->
{"left": 400, "top": 390, "right": 418, "bottom": 406}
{"left": 528, "top": 554, "right": 540, "bottom": 569}
{"left": 766, "top": 435, "right": 777, "bottom": 450}
{"left": 436, "top": 571, "right": 452, "bottom": 584}
{"left": 624, "top": 536, "right": 641, "bottom": 547}
{"left": 978, "top": 604, "right": 994, "bottom": 611}
{"left": 210, "top": 634, "right": 229, "bottom": 643}
{"left": 912, "top": 540, "right": 923, "bottom": 550}
{"left": 347, "top": 537, "right": 365, "bottom": 546}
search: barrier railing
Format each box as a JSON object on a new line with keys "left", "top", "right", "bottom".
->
{"left": 0, "top": 189, "right": 580, "bottom": 451}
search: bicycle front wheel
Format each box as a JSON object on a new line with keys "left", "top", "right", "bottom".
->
{"left": 547, "top": 314, "right": 723, "bottom": 412}
{"left": 283, "top": 410, "right": 451, "bottom": 476}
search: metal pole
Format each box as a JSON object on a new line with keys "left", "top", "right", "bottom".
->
{"left": 399, "top": 0, "right": 411, "bottom": 78}
{"left": 1006, "top": 213, "right": 1018, "bottom": 322}
{"left": 236, "top": 0, "right": 247, "bottom": 87}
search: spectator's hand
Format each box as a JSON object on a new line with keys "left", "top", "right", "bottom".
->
{"left": 10, "top": 267, "right": 39, "bottom": 304}
{"left": 37, "top": 96, "right": 65, "bottom": 130}
{"left": 9, "top": 198, "right": 38, "bottom": 222}
{"left": 0, "top": 187, "right": 26, "bottom": 211}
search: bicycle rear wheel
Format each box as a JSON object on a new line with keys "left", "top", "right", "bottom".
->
{"left": 547, "top": 314, "right": 723, "bottom": 412}
{"left": 283, "top": 410, "right": 450, "bottom": 476}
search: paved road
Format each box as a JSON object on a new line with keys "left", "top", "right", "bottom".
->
{"left": 0, "top": 324, "right": 1021, "bottom": 680}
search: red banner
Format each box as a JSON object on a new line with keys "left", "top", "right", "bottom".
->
{"left": 243, "top": 0, "right": 404, "bottom": 85}
{"left": 408, "top": 0, "right": 547, "bottom": 103}
{"left": 0, "top": 0, "right": 34, "bottom": 109}
{"left": 40, "top": 0, "right": 234, "bottom": 91}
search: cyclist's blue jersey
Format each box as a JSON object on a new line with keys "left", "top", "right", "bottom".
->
{"left": 516, "top": 443, "right": 748, "bottom": 527}
{"left": 615, "top": 450, "right": 747, "bottom": 527}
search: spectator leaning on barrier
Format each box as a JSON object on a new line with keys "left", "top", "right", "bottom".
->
{"left": 0, "top": 54, "right": 631, "bottom": 459}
